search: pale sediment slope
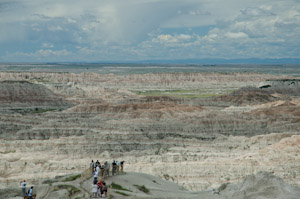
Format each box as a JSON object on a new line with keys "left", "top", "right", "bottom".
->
{"left": 220, "top": 171, "right": 300, "bottom": 199}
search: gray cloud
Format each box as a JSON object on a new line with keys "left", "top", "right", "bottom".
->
{"left": 0, "top": 0, "right": 299, "bottom": 61}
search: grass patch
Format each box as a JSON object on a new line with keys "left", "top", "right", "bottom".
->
{"left": 134, "top": 89, "right": 227, "bottom": 99}
{"left": 53, "top": 184, "right": 81, "bottom": 196}
{"left": 0, "top": 150, "right": 16, "bottom": 154}
{"left": 115, "top": 191, "right": 130, "bottom": 196}
{"left": 63, "top": 174, "right": 81, "bottom": 182}
{"left": 133, "top": 184, "right": 150, "bottom": 194}
{"left": 42, "top": 179, "right": 57, "bottom": 184}
{"left": 111, "top": 182, "right": 132, "bottom": 192}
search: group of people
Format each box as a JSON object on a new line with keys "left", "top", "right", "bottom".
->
{"left": 20, "top": 180, "right": 34, "bottom": 199}
{"left": 19, "top": 160, "right": 124, "bottom": 199}
{"left": 90, "top": 160, "right": 125, "bottom": 198}
{"left": 90, "top": 160, "right": 125, "bottom": 178}
{"left": 91, "top": 178, "right": 108, "bottom": 198}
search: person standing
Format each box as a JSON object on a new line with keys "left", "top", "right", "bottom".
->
{"left": 102, "top": 182, "right": 108, "bottom": 198}
{"left": 106, "top": 161, "right": 110, "bottom": 176}
{"left": 116, "top": 161, "right": 120, "bottom": 175}
{"left": 91, "top": 182, "right": 98, "bottom": 198}
{"left": 93, "top": 168, "right": 99, "bottom": 182}
{"left": 104, "top": 161, "right": 110, "bottom": 177}
{"left": 112, "top": 160, "right": 116, "bottom": 175}
{"left": 120, "top": 161, "right": 125, "bottom": 174}
{"left": 96, "top": 165, "right": 100, "bottom": 173}
{"left": 100, "top": 164, "right": 105, "bottom": 178}
{"left": 28, "top": 186, "right": 34, "bottom": 199}
{"left": 97, "top": 179, "right": 103, "bottom": 198}
{"left": 96, "top": 160, "right": 100, "bottom": 167}
{"left": 20, "top": 180, "right": 27, "bottom": 196}
{"left": 90, "top": 160, "right": 95, "bottom": 174}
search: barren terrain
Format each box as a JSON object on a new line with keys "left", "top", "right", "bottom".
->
{"left": 0, "top": 65, "right": 299, "bottom": 197}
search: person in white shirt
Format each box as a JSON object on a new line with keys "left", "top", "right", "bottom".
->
{"left": 116, "top": 161, "right": 120, "bottom": 174}
{"left": 96, "top": 165, "right": 100, "bottom": 173}
{"left": 91, "top": 182, "right": 98, "bottom": 198}
{"left": 20, "top": 180, "right": 27, "bottom": 196}
{"left": 93, "top": 169, "right": 98, "bottom": 179}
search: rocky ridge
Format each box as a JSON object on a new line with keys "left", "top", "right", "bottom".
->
{"left": 1, "top": 171, "right": 299, "bottom": 199}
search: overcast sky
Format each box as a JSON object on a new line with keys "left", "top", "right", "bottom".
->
{"left": 1, "top": 0, "right": 300, "bottom": 62}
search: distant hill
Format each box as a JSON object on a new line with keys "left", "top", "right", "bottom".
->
{"left": 134, "top": 58, "right": 300, "bottom": 64}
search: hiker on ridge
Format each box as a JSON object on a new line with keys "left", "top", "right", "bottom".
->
{"left": 112, "top": 160, "right": 117, "bottom": 175}
{"left": 96, "top": 160, "right": 100, "bottom": 167}
{"left": 120, "top": 161, "right": 125, "bottom": 174}
{"left": 20, "top": 180, "right": 27, "bottom": 197}
{"left": 28, "top": 186, "right": 34, "bottom": 199}
{"left": 96, "top": 164, "right": 100, "bottom": 173}
{"left": 102, "top": 182, "right": 108, "bottom": 198}
{"left": 90, "top": 160, "right": 95, "bottom": 174}
{"left": 93, "top": 168, "right": 99, "bottom": 181}
{"left": 116, "top": 160, "right": 120, "bottom": 175}
{"left": 91, "top": 182, "right": 98, "bottom": 198}
{"left": 100, "top": 164, "right": 105, "bottom": 178}
{"left": 97, "top": 179, "right": 104, "bottom": 198}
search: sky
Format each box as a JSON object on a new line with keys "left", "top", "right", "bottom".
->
{"left": 0, "top": 0, "right": 300, "bottom": 62}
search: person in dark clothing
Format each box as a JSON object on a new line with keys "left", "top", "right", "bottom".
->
{"left": 120, "top": 161, "right": 125, "bottom": 173}
{"left": 112, "top": 160, "right": 117, "bottom": 175}
{"left": 102, "top": 182, "right": 108, "bottom": 198}
{"left": 96, "top": 160, "right": 100, "bottom": 167}
{"left": 28, "top": 186, "right": 34, "bottom": 199}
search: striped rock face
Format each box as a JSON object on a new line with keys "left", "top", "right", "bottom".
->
{"left": 0, "top": 71, "right": 299, "bottom": 191}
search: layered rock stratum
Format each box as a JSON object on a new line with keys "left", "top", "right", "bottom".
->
{"left": 0, "top": 70, "right": 299, "bottom": 195}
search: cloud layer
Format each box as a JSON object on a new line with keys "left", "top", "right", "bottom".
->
{"left": 1, "top": 0, "right": 300, "bottom": 62}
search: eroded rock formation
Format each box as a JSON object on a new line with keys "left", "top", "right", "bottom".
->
{"left": 0, "top": 71, "right": 299, "bottom": 192}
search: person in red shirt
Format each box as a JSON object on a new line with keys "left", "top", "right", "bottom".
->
{"left": 97, "top": 180, "right": 104, "bottom": 197}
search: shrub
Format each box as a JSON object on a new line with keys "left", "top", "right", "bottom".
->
{"left": 133, "top": 184, "right": 149, "bottom": 194}
{"left": 63, "top": 174, "right": 81, "bottom": 182}
{"left": 115, "top": 191, "right": 130, "bottom": 196}
{"left": 54, "top": 184, "right": 81, "bottom": 196}
{"left": 111, "top": 182, "right": 132, "bottom": 192}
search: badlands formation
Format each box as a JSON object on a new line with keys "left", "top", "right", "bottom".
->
{"left": 0, "top": 69, "right": 300, "bottom": 198}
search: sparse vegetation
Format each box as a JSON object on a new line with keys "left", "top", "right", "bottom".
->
{"left": 111, "top": 182, "right": 132, "bottom": 192}
{"left": 0, "top": 150, "right": 16, "bottom": 154}
{"left": 53, "top": 184, "right": 81, "bottom": 196}
{"left": 134, "top": 89, "right": 229, "bottom": 99}
{"left": 12, "top": 108, "right": 58, "bottom": 115}
{"left": 115, "top": 191, "right": 130, "bottom": 196}
{"left": 62, "top": 174, "right": 81, "bottom": 182}
{"left": 133, "top": 184, "right": 150, "bottom": 194}
{"left": 43, "top": 179, "right": 56, "bottom": 184}
{"left": 163, "top": 174, "right": 170, "bottom": 180}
